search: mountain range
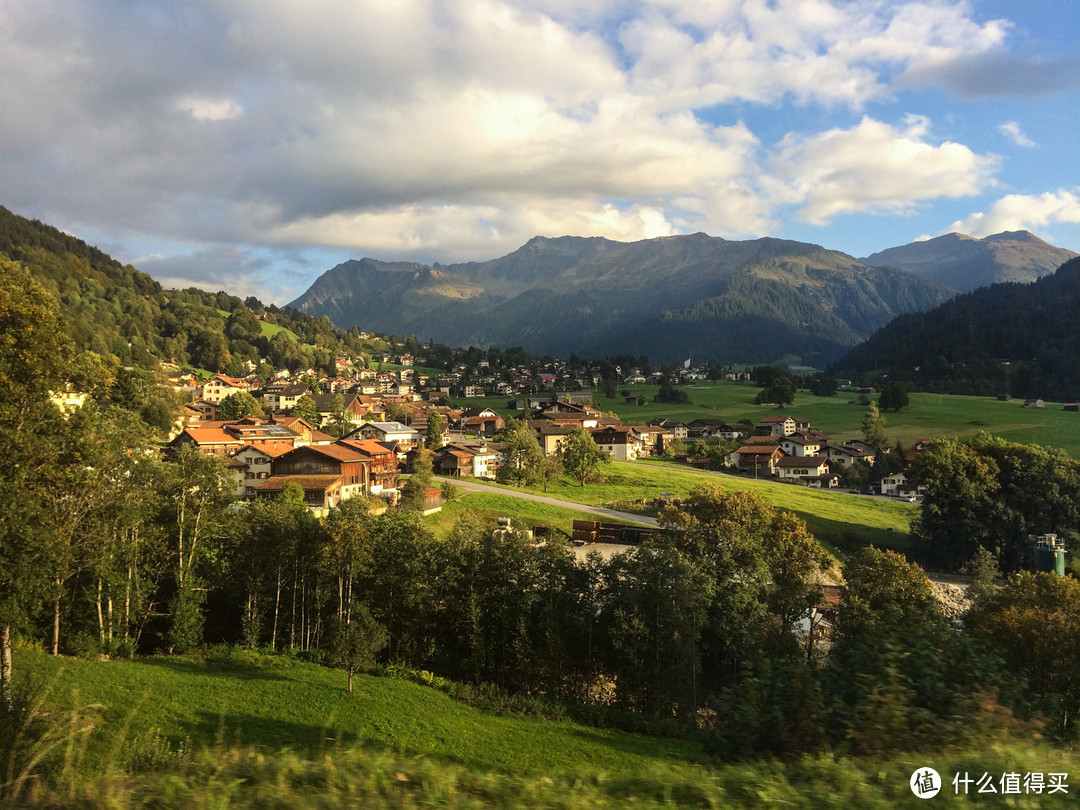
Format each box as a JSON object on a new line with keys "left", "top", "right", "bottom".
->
{"left": 288, "top": 230, "right": 1073, "bottom": 366}
{"left": 861, "top": 231, "right": 1076, "bottom": 292}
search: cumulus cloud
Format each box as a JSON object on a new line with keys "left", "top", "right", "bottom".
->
{"left": 998, "top": 121, "right": 1035, "bottom": 148}
{"left": 0, "top": 0, "right": 1068, "bottom": 300}
{"left": 947, "top": 190, "right": 1080, "bottom": 237}
{"left": 765, "top": 116, "right": 999, "bottom": 225}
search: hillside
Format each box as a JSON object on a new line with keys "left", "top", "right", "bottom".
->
{"left": 861, "top": 230, "right": 1076, "bottom": 292}
{"left": 289, "top": 234, "right": 953, "bottom": 366}
{"left": 0, "top": 205, "right": 392, "bottom": 382}
{"left": 836, "top": 256, "right": 1080, "bottom": 400}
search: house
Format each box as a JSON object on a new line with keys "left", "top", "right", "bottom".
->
{"left": 727, "top": 444, "right": 786, "bottom": 477}
{"left": 336, "top": 439, "right": 400, "bottom": 495}
{"left": 262, "top": 382, "right": 311, "bottom": 412}
{"left": 182, "top": 400, "right": 217, "bottom": 426}
{"left": 1024, "top": 399, "right": 1045, "bottom": 409}
{"left": 827, "top": 442, "right": 876, "bottom": 467}
{"left": 755, "top": 416, "right": 809, "bottom": 437}
{"left": 344, "top": 421, "right": 419, "bottom": 452}
{"left": 459, "top": 407, "right": 506, "bottom": 438}
{"left": 310, "top": 392, "right": 368, "bottom": 429}
{"left": 649, "top": 418, "right": 690, "bottom": 440}
{"left": 779, "top": 435, "right": 824, "bottom": 458}
{"left": 233, "top": 444, "right": 292, "bottom": 497}
{"left": 881, "top": 472, "right": 912, "bottom": 498}
{"left": 590, "top": 426, "right": 643, "bottom": 460}
{"left": 201, "top": 374, "right": 249, "bottom": 403}
{"left": 254, "top": 475, "right": 343, "bottom": 515}
{"left": 624, "top": 395, "right": 647, "bottom": 406}
{"left": 904, "top": 439, "right": 935, "bottom": 463}
{"left": 433, "top": 443, "right": 499, "bottom": 479}
{"left": 775, "top": 455, "right": 831, "bottom": 482}
{"left": 270, "top": 444, "right": 370, "bottom": 503}
{"left": 531, "top": 421, "right": 576, "bottom": 456}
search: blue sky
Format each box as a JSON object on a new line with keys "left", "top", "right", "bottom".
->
{"left": 1, "top": 0, "right": 1077, "bottom": 304}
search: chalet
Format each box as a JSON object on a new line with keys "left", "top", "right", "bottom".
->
{"left": 182, "top": 400, "right": 217, "bottom": 426}
{"left": 345, "top": 421, "right": 419, "bottom": 452}
{"left": 271, "top": 444, "right": 369, "bottom": 502}
{"left": 233, "top": 443, "right": 292, "bottom": 497}
{"left": 262, "top": 382, "right": 310, "bottom": 412}
{"left": 531, "top": 421, "right": 575, "bottom": 456}
{"left": 590, "top": 425, "right": 642, "bottom": 461}
{"left": 755, "top": 416, "right": 809, "bottom": 437}
{"left": 779, "top": 435, "right": 824, "bottom": 458}
{"left": 649, "top": 418, "right": 690, "bottom": 440}
{"left": 433, "top": 443, "right": 499, "bottom": 479}
{"left": 201, "top": 374, "right": 249, "bottom": 403}
{"left": 827, "top": 442, "right": 876, "bottom": 467}
{"left": 726, "top": 444, "right": 786, "bottom": 477}
{"left": 881, "top": 472, "right": 915, "bottom": 498}
{"left": 254, "top": 475, "right": 343, "bottom": 515}
{"left": 459, "top": 407, "right": 506, "bottom": 438}
{"left": 170, "top": 427, "right": 244, "bottom": 457}
{"left": 628, "top": 425, "right": 665, "bottom": 457}
{"left": 336, "top": 439, "right": 399, "bottom": 495}
{"left": 775, "top": 455, "right": 831, "bottom": 482}
{"left": 310, "top": 393, "right": 367, "bottom": 429}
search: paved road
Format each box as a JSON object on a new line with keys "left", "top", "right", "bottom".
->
{"left": 435, "top": 476, "right": 658, "bottom": 527}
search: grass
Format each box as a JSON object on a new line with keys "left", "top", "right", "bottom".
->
{"left": 10, "top": 648, "right": 1079, "bottom": 808}
{"left": 461, "top": 382, "right": 1080, "bottom": 457}
{"left": 423, "top": 490, "right": 641, "bottom": 538}
{"left": 14, "top": 648, "right": 702, "bottom": 776}
{"left": 463, "top": 461, "right": 917, "bottom": 558}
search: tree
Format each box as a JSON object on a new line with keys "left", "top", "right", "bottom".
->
{"left": 0, "top": 261, "right": 74, "bottom": 700}
{"left": 878, "top": 381, "right": 909, "bottom": 412}
{"left": 860, "top": 401, "right": 887, "bottom": 447}
{"left": 558, "top": 427, "right": 610, "bottom": 486}
{"left": 538, "top": 453, "right": 563, "bottom": 492}
{"left": 425, "top": 412, "right": 444, "bottom": 450}
{"left": 217, "top": 390, "right": 263, "bottom": 420}
{"left": 328, "top": 603, "right": 387, "bottom": 693}
{"left": 291, "top": 395, "right": 320, "bottom": 425}
{"left": 755, "top": 377, "right": 795, "bottom": 407}
{"left": 400, "top": 450, "right": 435, "bottom": 511}
{"left": 910, "top": 439, "right": 1004, "bottom": 571}
{"left": 496, "top": 418, "right": 543, "bottom": 487}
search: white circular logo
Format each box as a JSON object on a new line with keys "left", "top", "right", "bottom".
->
{"left": 910, "top": 767, "right": 941, "bottom": 798}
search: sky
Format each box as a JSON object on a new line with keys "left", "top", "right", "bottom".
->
{"left": 1, "top": 0, "right": 1078, "bottom": 305}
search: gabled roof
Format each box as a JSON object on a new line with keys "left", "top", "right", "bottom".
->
{"left": 284, "top": 444, "right": 367, "bottom": 463}
{"left": 254, "top": 475, "right": 342, "bottom": 492}
{"left": 337, "top": 439, "right": 394, "bottom": 457}
{"left": 236, "top": 443, "right": 293, "bottom": 458}
{"left": 734, "top": 444, "right": 785, "bottom": 456}
{"left": 776, "top": 455, "right": 828, "bottom": 468}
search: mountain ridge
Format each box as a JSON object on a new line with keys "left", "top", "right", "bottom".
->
{"left": 289, "top": 233, "right": 954, "bottom": 365}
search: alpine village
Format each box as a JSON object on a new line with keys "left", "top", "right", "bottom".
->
{"left": 4, "top": 204, "right": 1080, "bottom": 807}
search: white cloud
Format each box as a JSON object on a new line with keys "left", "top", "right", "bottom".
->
{"left": 998, "top": 121, "right": 1035, "bottom": 148}
{"left": 947, "top": 190, "right": 1080, "bottom": 237}
{"left": 176, "top": 96, "right": 243, "bottom": 122}
{"left": 765, "top": 116, "right": 999, "bottom": 224}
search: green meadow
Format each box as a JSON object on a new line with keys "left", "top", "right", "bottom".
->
{"left": 9, "top": 648, "right": 1076, "bottom": 808}
{"left": 449, "top": 461, "right": 917, "bottom": 558}
{"left": 461, "top": 381, "right": 1080, "bottom": 457}
{"left": 423, "top": 490, "right": 642, "bottom": 538}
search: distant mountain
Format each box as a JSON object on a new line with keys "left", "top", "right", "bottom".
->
{"left": 836, "top": 256, "right": 1080, "bottom": 401}
{"left": 289, "top": 234, "right": 953, "bottom": 366}
{"left": 861, "top": 231, "right": 1077, "bottom": 293}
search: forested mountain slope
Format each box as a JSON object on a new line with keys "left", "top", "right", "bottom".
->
{"left": 836, "top": 256, "right": 1080, "bottom": 400}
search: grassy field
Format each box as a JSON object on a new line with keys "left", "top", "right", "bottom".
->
{"left": 460, "top": 382, "right": 1080, "bottom": 457}
{"left": 457, "top": 461, "right": 917, "bottom": 558}
{"left": 9, "top": 648, "right": 1077, "bottom": 808}
{"left": 423, "top": 490, "right": 642, "bottom": 538}
{"left": 14, "top": 648, "right": 702, "bottom": 776}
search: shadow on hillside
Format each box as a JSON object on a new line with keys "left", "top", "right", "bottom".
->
{"left": 187, "top": 709, "right": 367, "bottom": 753}
{"left": 135, "top": 656, "right": 291, "bottom": 682}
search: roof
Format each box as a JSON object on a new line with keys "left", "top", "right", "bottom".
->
{"left": 337, "top": 439, "right": 394, "bottom": 457}
{"left": 254, "top": 475, "right": 342, "bottom": 492}
{"left": 293, "top": 444, "right": 367, "bottom": 463}
{"left": 776, "top": 455, "right": 828, "bottom": 468}
{"left": 735, "top": 445, "right": 784, "bottom": 456}
{"left": 236, "top": 443, "right": 292, "bottom": 458}
{"left": 176, "top": 428, "right": 237, "bottom": 445}
{"left": 360, "top": 421, "right": 417, "bottom": 434}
